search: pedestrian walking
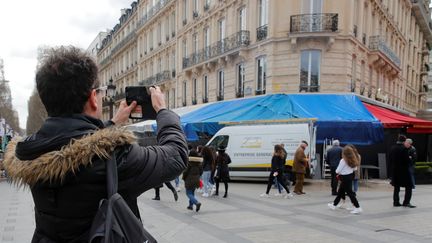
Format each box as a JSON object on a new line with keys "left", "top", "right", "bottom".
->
{"left": 326, "top": 140, "right": 343, "bottom": 195}
{"left": 328, "top": 146, "right": 362, "bottom": 214}
{"left": 214, "top": 146, "right": 231, "bottom": 198}
{"left": 404, "top": 138, "right": 417, "bottom": 190}
{"left": 347, "top": 144, "right": 361, "bottom": 194}
{"left": 293, "top": 141, "right": 309, "bottom": 195}
{"left": 2, "top": 46, "right": 188, "bottom": 242}
{"left": 201, "top": 146, "right": 215, "bottom": 197}
{"left": 390, "top": 135, "right": 416, "bottom": 208}
{"left": 261, "top": 145, "right": 293, "bottom": 198}
{"left": 152, "top": 182, "right": 179, "bottom": 201}
{"left": 183, "top": 153, "right": 203, "bottom": 212}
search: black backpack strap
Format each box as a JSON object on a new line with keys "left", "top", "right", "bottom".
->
{"left": 106, "top": 151, "right": 119, "bottom": 197}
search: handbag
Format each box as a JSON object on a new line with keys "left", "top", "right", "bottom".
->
{"left": 336, "top": 174, "right": 341, "bottom": 181}
{"left": 88, "top": 151, "right": 157, "bottom": 243}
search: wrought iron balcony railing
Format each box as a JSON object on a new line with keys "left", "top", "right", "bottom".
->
{"left": 256, "top": 25, "right": 268, "bottom": 41}
{"left": 140, "top": 70, "right": 171, "bottom": 86}
{"left": 111, "top": 31, "right": 136, "bottom": 56}
{"left": 368, "top": 35, "right": 401, "bottom": 67}
{"left": 299, "top": 84, "right": 319, "bottom": 92}
{"left": 290, "top": 13, "right": 338, "bottom": 33}
{"left": 137, "top": 0, "right": 172, "bottom": 30}
{"left": 182, "top": 30, "right": 250, "bottom": 69}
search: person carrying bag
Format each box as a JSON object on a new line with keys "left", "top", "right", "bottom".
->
{"left": 89, "top": 152, "right": 157, "bottom": 243}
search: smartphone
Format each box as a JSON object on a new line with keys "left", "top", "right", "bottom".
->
{"left": 125, "top": 86, "right": 157, "bottom": 120}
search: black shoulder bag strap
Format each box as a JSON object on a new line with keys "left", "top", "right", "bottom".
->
{"left": 104, "top": 151, "right": 118, "bottom": 243}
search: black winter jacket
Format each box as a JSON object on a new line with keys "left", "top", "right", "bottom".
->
{"left": 326, "top": 145, "right": 342, "bottom": 168}
{"left": 389, "top": 142, "right": 412, "bottom": 187}
{"left": 3, "top": 110, "right": 188, "bottom": 243}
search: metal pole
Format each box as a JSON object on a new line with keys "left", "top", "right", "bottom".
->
{"left": 109, "top": 99, "right": 113, "bottom": 120}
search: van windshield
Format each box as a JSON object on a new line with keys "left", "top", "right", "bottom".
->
{"left": 208, "top": 135, "right": 229, "bottom": 149}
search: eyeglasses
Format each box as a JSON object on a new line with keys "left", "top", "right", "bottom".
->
{"left": 94, "top": 86, "right": 107, "bottom": 98}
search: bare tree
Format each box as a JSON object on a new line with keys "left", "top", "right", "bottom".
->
{"left": 25, "top": 89, "right": 48, "bottom": 135}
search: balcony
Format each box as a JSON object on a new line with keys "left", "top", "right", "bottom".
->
{"left": 368, "top": 35, "right": 401, "bottom": 67}
{"left": 290, "top": 13, "right": 338, "bottom": 33}
{"left": 182, "top": 30, "right": 250, "bottom": 69}
{"left": 411, "top": 0, "right": 432, "bottom": 45}
{"left": 140, "top": 70, "right": 171, "bottom": 86}
{"left": 137, "top": 0, "right": 173, "bottom": 30}
{"left": 111, "top": 31, "right": 136, "bottom": 56}
{"left": 256, "top": 25, "right": 268, "bottom": 41}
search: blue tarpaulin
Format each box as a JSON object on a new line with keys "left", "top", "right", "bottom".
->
{"left": 171, "top": 94, "right": 384, "bottom": 145}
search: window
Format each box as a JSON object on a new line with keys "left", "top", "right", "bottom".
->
{"left": 157, "top": 22, "right": 162, "bottom": 45}
{"left": 193, "top": 0, "right": 198, "bottom": 15}
{"left": 183, "top": 39, "right": 188, "bottom": 58}
{"left": 192, "top": 78, "right": 197, "bottom": 104}
{"left": 237, "top": 63, "right": 245, "bottom": 97}
{"left": 301, "top": 0, "right": 323, "bottom": 32}
{"left": 300, "top": 50, "right": 321, "bottom": 92}
{"left": 259, "top": 0, "right": 268, "bottom": 27}
{"left": 183, "top": 0, "right": 188, "bottom": 24}
{"left": 217, "top": 70, "right": 224, "bottom": 100}
{"left": 171, "top": 88, "right": 176, "bottom": 108}
{"left": 256, "top": 56, "right": 266, "bottom": 94}
{"left": 239, "top": 7, "right": 247, "bottom": 31}
{"left": 208, "top": 135, "right": 229, "bottom": 150}
{"left": 218, "top": 19, "right": 225, "bottom": 41}
{"left": 165, "top": 17, "right": 169, "bottom": 41}
{"left": 171, "top": 11, "right": 176, "bottom": 36}
{"left": 204, "top": 27, "right": 210, "bottom": 57}
{"left": 203, "top": 75, "right": 209, "bottom": 103}
{"left": 351, "top": 56, "right": 357, "bottom": 92}
{"left": 171, "top": 51, "right": 176, "bottom": 72}
{"left": 182, "top": 81, "right": 187, "bottom": 106}
{"left": 193, "top": 33, "right": 198, "bottom": 53}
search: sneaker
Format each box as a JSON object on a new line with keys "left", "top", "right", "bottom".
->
{"left": 260, "top": 193, "right": 270, "bottom": 198}
{"left": 196, "top": 202, "right": 202, "bottom": 212}
{"left": 346, "top": 206, "right": 355, "bottom": 211}
{"left": 284, "top": 193, "right": 294, "bottom": 199}
{"left": 336, "top": 200, "right": 345, "bottom": 209}
{"left": 328, "top": 203, "right": 336, "bottom": 210}
{"left": 176, "top": 187, "right": 181, "bottom": 192}
{"left": 350, "top": 207, "right": 363, "bottom": 214}
{"left": 274, "top": 192, "right": 283, "bottom": 197}
{"left": 202, "top": 193, "right": 209, "bottom": 197}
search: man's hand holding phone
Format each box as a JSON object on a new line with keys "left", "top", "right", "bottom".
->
{"left": 149, "top": 86, "right": 166, "bottom": 113}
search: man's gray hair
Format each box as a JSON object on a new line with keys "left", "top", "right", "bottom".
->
{"left": 405, "top": 138, "right": 413, "bottom": 145}
{"left": 332, "top": 140, "right": 340, "bottom": 146}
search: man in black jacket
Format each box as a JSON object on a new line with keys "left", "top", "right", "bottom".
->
{"left": 3, "top": 46, "right": 188, "bottom": 242}
{"left": 390, "top": 135, "right": 415, "bottom": 208}
{"left": 325, "top": 140, "right": 342, "bottom": 195}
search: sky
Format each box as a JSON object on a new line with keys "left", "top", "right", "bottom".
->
{"left": 0, "top": 0, "right": 133, "bottom": 129}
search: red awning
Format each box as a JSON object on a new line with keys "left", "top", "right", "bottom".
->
{"left": 363, "top": 103, "right": 432, "bottom": 133}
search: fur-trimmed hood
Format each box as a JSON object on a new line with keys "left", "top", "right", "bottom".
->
{"left": 3, "top": 128, "right": 136, "bottom": 186}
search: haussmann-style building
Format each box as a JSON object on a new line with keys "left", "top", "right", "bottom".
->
{"left": 95, "top": 0, "right": 432, "bottom": 122}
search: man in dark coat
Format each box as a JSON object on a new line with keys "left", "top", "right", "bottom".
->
{"left": 389, "top": 135, "right": 415, "bottom": 208}
{"left": 3, "top": 46, "right": 188, "bottom": 242}
{"left": 325, "top": 140, "right": 342, "bottom": 195}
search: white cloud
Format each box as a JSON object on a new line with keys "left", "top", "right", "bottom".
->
{"left": 0, "top": 0, "right": 133, "bottom": 130}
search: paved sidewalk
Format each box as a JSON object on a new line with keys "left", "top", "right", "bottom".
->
{"left": 1, "top": 179, "right": 431, "bottom": 242}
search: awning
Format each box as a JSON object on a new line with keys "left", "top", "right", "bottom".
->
{"left": 180, "top": 94, "right": 384, "bottom": 145}
{"left": 363, "top": 103, "right": 432, "bottom": 133}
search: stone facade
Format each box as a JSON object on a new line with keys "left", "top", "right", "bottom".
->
{"left": 96, "top": 0, "right": 432, "bottom": 120}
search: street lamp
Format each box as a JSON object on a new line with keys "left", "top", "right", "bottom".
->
{"left": 107, "top": 78, "right": 116, "bottom": 119}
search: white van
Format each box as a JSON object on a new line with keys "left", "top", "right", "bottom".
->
{"left": 206, "top": 122, "right": 317, "bottom": 178}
